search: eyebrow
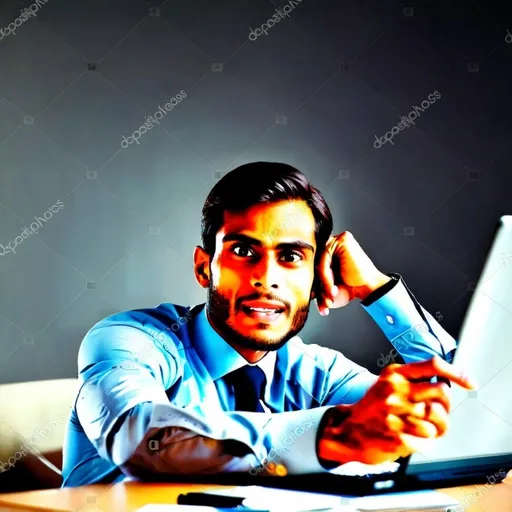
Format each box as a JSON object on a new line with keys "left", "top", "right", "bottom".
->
{"left": 222, "top": 233, "right": 315, "bottom": 253}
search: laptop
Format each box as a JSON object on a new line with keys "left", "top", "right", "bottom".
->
{"left": 403, "top": 214, "right": 512, "bottom": 488}
{"left": 244, "top": 214, "right": 512, "bottom": 496}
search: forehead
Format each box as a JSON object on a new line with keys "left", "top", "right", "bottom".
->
{"left": 218, "top": 200, "right": 316, "bottom": 246}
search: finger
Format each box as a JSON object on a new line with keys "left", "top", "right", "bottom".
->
{"left": 315, "top": 284, "right": 335, "bottom": 317}
{"left": 385, "top": 388, "right": 448, "bottom": 423}
{"left": 385, "top": 413, "right": 406, "bottom": 434}
{"left": 425, "top": 401, "right": 449, "bottom": 436}
{"left": 384, "top": 391, "right": 419, "bottom": 418}
{"left": 317, "top": 237, "right": 337, "bottom": 302}
{"left": 312, "top": 279, "right": 329, "bottom": 315}
{"left": 409, "top": 401, "right": 427, "bottom": 419}
{"left": 396, "top": 356, "right": 475, "bottom": 390}
{"left": 388, "top": 401, "right": 432, "bottom": 427}
{"left": 386, "top": 400, "right": 446, "bottom": 440}
{"left": 385, "top": 397, "right": 429, "bottom": 422}
{"left": 312, "top": 269, "right": 331, "bottom": 316}
{"left": 401, "top": 401, "right": 449, "bottom": 437}
{"left": 330, "top": 286, "right": 351, "bottom": 308}
{"left": 408, "top": 382, "right": 450, "bottom": 413}
{"left": 402, "top": 401, "right": 449, "bottom": 438}
{"left": 401, "top": 416, "right": 438, "bottom": 438}
{"left": 399, "top": 432, "right": 436, "bottom": 455}
{"left": 315, "top": 294, "right": 330, "bottom": 316}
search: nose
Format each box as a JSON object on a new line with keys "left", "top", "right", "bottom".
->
{"left": 251, "top": 254, "right": 280, "bottom": 290}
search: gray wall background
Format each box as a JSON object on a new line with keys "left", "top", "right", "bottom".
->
{"left": 0, "top": 0, "right": 511, "bottom": 384}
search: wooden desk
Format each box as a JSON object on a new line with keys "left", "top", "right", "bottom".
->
{"left": 0, "top": 477, "right": 511, "bottom": 512}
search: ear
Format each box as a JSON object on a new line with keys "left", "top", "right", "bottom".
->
{"left": 193, "top": 245, "right": 211, "bottom": 288}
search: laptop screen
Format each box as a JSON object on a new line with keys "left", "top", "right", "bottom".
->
{"left": 408, "top": 216, "right": 512, "bottom": 468}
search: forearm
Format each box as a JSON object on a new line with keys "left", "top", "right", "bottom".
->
{"left": 362, "top": 275, "right": 457, "bottom": 363}
{"left": 121, "top": 421, "right": 259, "bottom": 478}
{"left": 112, "top": 402, "right": 257, "bottom": 477}
{"left": 109, "top": 401, "right": 334, "bottom": 478}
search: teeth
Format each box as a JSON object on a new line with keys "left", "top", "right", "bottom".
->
{"left": 249, "top": 307, "right": 278, "bottom": 313}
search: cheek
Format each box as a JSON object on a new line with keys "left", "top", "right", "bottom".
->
{"left": 287, "top": 272, "right": 314, "bottom": 304}
{"left": 216, "top": 266, "right": 245, "bottom": 291}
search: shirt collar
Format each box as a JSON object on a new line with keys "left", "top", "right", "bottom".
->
{"left": 190, "top": 303, "right": 276, "bottom": 383}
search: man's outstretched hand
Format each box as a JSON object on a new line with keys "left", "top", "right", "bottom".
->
{"left": 317, "top": 357, "right": 475, "bottom": 466}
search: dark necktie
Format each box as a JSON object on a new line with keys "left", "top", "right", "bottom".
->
{"left": 225, "top": 365, "right": 266, "bottom": 412}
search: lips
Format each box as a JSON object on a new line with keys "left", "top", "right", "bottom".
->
{"left": 240, "top": 300, "right": 286, "bottom": 323}
{"left": 241, "top": 300, "right": 286, "bottom": 314}
{"left": 242, "top": 300, "right": 286, "bottom": 325}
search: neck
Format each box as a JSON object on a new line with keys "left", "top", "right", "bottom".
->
{"left": 236, "top": 346, "right": 268, "bottom": 364}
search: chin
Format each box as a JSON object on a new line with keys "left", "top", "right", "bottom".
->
{"left": 237, "top": 338, "right": 289, "bottom": 352}
{"left": 236, "top": 321, "right": 287, "bottom": 337}
{"left": 232, "top": 327, "right": 294, "bottom": 351}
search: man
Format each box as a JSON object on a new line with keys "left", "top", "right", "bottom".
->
{"left": 61, "top": 162, "right": 473, "bottom": 487}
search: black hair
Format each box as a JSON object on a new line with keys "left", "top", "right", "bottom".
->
{"left": 200, "top": 162, "right": 333, "bottom": 266}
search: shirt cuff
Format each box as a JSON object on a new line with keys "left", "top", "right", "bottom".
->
{"left": 361, "top": 273, "right": 399, "bottom": 307}
{"left": 254, "top": 406, "right": 332, "bottom": 475}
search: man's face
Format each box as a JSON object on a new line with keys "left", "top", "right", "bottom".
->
{"left": 206, "top": 200, "right": 317, "bottom": 352}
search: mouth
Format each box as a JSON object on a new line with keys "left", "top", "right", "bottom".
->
{"left": 240, "top": 301, "right": 286, "bottom": 323}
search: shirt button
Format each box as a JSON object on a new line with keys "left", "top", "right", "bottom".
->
{"left": 386, "top": 315, "right": 394, "bottom": 325}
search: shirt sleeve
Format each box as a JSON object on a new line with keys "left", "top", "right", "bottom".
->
{"left": 361, "top": 273, "right": 457, "bottom": 364}
{"left": 75, "top": 324, "right": 333, "bottom": 479}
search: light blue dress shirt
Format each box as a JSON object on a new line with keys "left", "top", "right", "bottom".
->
{"left": 61, "top": 276, "right": 457, "bottom": 487}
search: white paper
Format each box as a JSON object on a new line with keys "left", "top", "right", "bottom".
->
{"left": 208, "top": 485, "right": 354, "bottom": 511}
{"left": 351, "top": 489, "right": 460, "bottom": 511}
{"left": 205, "top": 486, "right": 460, "bottom": 512}
{"left": 139, "top": 487, "right": 460, "bottom": 512}
{"left": 136, "top": 486, "right": 347, "bottom": 511}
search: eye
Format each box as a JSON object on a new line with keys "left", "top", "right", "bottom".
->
{"left": 232, "top": 244, "right": 254, "bottom": 257}
{"left": 279, "top": 251, "right": 303, "bottom": 263}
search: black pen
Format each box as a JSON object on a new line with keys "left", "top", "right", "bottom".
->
{"left": 177, "top": 492, "right": 246, "bottom": 508}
